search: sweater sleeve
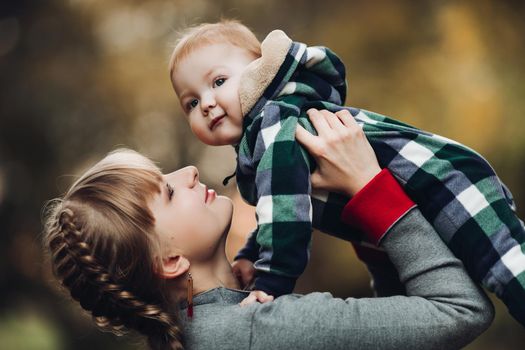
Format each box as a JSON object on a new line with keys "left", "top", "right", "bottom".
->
{"left": 341, "top": 168, "right": 417, "bottom": 245}
{"left": 246, "top": 207, "right": 494, "bottom": 350}
{"left": 346, "top": 169, "right": 414, "bottom": 296}
{"left": 351, "top": 242, "right": 406, "bottom": 297}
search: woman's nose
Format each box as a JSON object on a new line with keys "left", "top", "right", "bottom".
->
{"left": 166, "top": 166, "right": 199, "bottom": 187}
{"left": 184, "top": 166, "right": 199, "bottom": 186}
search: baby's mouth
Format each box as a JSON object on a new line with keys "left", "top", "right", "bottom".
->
{"left": 209, "top": 115, "right": 225, "bottom": 130}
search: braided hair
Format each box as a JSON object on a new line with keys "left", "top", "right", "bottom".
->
{"left": 43, "top": 149, "right": 184, "bottom": 350}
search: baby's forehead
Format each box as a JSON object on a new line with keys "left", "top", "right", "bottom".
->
{"left": 172, "top": 42, "right": 252, "bottom": 71}
{"left": 172, "top": 43, "right": 249, "bottom": 89}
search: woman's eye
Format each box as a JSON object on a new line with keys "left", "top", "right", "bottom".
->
{"left": 166, "top": 183, "right": 174, "bottom": 200}
{"left": 214, "top": 78, "right": 226, "bottom": 87}
{"left": 187, "top": 99, "right": 198, "bottom": 110}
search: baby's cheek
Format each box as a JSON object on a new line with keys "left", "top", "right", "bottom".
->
{"left": 190, "top": 123, "right": 211, "bottom": 143}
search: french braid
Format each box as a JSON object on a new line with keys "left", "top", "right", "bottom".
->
{"left": 43, "top": 149, "right": 184, "bottom": 350}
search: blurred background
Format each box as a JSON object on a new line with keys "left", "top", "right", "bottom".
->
{"left": 1, "top": 0, "right": 524, "bottom": 348}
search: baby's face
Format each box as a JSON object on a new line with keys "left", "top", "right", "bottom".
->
{"left": 172, "top": 43, "right": 256, "bottom": 146}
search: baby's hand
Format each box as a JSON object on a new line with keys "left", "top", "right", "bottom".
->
{"left": 232, "top": 258, "right": 256, "bottom": 289}
{"left": 239, "top": 290, "right": 274, "bottom": 307}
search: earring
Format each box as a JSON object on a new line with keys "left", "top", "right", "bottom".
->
{"left": 187, "top": 272, "right": 193, "bottom": 318}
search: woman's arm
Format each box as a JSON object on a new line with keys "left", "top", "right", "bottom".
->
{"left": 249, "top": 206, "right": 493, "bottom": 350}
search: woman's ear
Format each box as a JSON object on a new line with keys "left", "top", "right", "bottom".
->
{"left": 159, "top": 255, "right": 190, "bottom": 279}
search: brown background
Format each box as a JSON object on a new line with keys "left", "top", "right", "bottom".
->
{"left": 1, "top": 0, "right": 524, "bottom": 348}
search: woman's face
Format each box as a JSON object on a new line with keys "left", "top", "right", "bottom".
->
{"left": 149, "top": 166, "right": 233, "bottom": 262}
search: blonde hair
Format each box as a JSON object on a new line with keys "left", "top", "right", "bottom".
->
{"left": 169, "top": 19, "right": 261, "bottom": 86}
{"left": 42, "top": 149, "right": 184, "bottom": 350}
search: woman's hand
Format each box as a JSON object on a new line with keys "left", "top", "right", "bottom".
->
{"left": 295, "top": 109, "right": 381, "bottom": 197}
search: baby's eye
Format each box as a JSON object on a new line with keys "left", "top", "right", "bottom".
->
{"left": 213, "top": 78, "right": 226, "bottom": 87}
{"left": 187, "top": 99, "right": 198, "bottom": 110}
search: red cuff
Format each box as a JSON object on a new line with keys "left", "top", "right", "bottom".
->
{"left": 341, "top": 169, "right": 416, "bottom": 246}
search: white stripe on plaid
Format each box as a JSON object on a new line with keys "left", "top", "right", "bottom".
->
{"left": 277, "top": 82, "right": 297, "bottom": 97}
{"left": 457, "top": 184, "right": 491, "bottom": 217}
{"left": 305, "top": 47, "right": 326, "bottom": 68}
{"left": 293, "top": 43, "right": 307, "bottom": 62}
{"left": 501, "top": 245, "right": 525, "bottom": 278}
{"left": 399, "top": 140, "right": 435, "bottom": 168}
{"left": 256, "top": 196, "right": 273, "bottom": 224}
{"left": 355, "top": 110, "right": 378, "bottom": 125}
{"left": 261, "top": 121, "right": 281, "bottom": 148}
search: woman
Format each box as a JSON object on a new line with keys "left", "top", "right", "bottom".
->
{"left": 42, "top": 109, "right": 493, "bottom": 350}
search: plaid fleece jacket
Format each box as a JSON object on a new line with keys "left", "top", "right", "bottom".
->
{"left": 234, "top": 30, "right": 525, "bottom": 325}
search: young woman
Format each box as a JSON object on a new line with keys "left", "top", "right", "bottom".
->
{"left": 42, "top": 109, "right": 493, "bottom": 350}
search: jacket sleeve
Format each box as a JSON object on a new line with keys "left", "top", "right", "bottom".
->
{"left": 250, "top": 100, "right": 315, "bottom": 297}
{"left": 359, "top": 108, "right": 525, "bottom": 325}
{"left": 234, "top": 228, "right": 260, "bottom": 263}
{"left": 247, "top": 169, "right": 494, "bottom": 350}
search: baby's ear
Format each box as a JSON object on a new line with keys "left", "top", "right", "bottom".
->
{"left": 159, "top": 255, "right": 190, "bottom": 279}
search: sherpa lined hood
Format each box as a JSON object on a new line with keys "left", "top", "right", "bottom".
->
{"left": 239, "top": 30, "right": 347, "bottom": 120}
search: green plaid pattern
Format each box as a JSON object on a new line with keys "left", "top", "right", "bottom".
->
{"left": 234, "top": 38, "right": 525, "bottom": 325}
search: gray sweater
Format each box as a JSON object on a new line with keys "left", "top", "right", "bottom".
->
{"left": 179, "top": 209, "right": 494, "bottom": 350}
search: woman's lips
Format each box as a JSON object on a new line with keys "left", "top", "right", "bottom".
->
{"left": 206, "top": 189, "right": 216, "bottom": 203}
{"left": 209, "top": 115, "right": 225, "bottom": 130}
{"left": 204, "top": 186, "right": 216, "bottom": 203}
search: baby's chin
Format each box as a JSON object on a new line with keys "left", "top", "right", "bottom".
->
{"left": 204, "top": 134, "right": 242, "bottom": 146}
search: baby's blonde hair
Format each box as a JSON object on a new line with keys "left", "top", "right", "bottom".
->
{"left": 42, "top": 149, "right": 184, "bottom": 350}
{"left": 169, "top": 19, "right": 261, "bottom": 87}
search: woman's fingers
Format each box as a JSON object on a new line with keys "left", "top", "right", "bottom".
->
{"left": 295, "top": 124, "right": 319, "bottom": 154}
{"left": 308, "top": 108, "right": 358, "bottom": 136}
{"left": 335, "top": 109, "right": 357, "bottom": 128}
{"left": 300, "top": 109, "right": 381, "bottom": 196}
{"left": 320, "top": 109, "right": 346, "bottom": 132}
{"left": 306, "top": 108, "right": 331, "bottom": 136}
{"left": 297, "top": 109, "right": 353, "bottom": 157}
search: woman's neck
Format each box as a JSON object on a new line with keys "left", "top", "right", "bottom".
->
{"left": 167, "top": 248, "right": 241, "bottom": 303}
{"left": 191, "top": 254, "right": 241, "bottom": 294}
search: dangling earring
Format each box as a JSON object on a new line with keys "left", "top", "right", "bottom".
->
{"left": 187, "top": 272, "right": 193, "bottom": 318}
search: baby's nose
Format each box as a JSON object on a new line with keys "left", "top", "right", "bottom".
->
{"left": 201, "top": 94, "right": 216, "bottom": 114}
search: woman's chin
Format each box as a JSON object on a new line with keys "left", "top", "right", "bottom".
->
{"left": 217, "top": 194, "right": 232, "bottom": 202}
{"left": 217, "top": 195, "right": 234, "bottom": 216}
{"left": 211, "top": 196, "right": 234, "bottom": 237}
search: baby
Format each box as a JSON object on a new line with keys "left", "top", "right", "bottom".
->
{"left": 169, "top": 20, "right": 525, "bottom": 325}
